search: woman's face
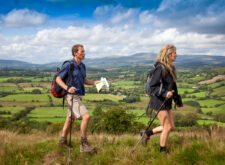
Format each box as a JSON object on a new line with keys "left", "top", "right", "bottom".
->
{"left": 169, "top": 50, "right": 177, "bottom": 62}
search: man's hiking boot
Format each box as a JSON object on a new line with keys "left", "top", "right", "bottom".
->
{"left": 80, "top": 137, "right": 95, "bottom": 153}
{"left": 59, "top": 139, "right": 71, "bottom": 149}
{"left": 160, "top": 146, "right": 169, "bottom": 156}
{"left": 140, "top": 130, "right": 150, "bottom": 147}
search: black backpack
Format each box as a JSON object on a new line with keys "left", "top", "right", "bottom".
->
{"left": 145, "top": 64, "right": 165, "bottom": 96}
{"left": 51, "top": 60, "right": 74, "bottom": 98}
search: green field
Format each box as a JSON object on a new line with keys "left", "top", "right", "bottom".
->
{"left": 0, "top": 94, "right": 50, "bottom": 102}
{"left": 197, "top": 119, "right": 225, "bottom": 127}
{"left": 28, "top": 107, "right": 67, "bottom": 118}
{"left": 186, "top": 91, "right": 207, "bottom": 98}
{"left": 202, "top": 104, "right": 225, "bottom": 114}
{"left": 83, "top": 94, "right": 123, "bottom": 102}
{"left": 0, "top": 77, "right": 33, "bottom": 82}
{"left": 0, "top": 66, "right": 225, "bottom": 128}
{"left": 30, "top": 117, "right": 66, "bottom": 123}
{"left": 0, "top": 86, "right": 20, "bottom": 93}
{"left": 197, "top": 99, "right": 224, "bottom": 107}
{"left": 207, "top": 81, "right": 225, "bottom": 88}
{"left": 177, "top": 88, "right": 195, "bottom": 94}
{"left": 23, "top": 87, "right": 45, "bottom": 91}
{"left": 112, "top": 81, "right": 141, "bottom": 86}
{"left": 190, "top": 76, "right": 206, "bottom": 82}
{"left": 211, "top": 86, "right": 225, "bottom": 96}
{"left": 0, "top": 106, "right": 25, "bottom": 117}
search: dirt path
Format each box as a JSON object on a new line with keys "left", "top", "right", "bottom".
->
{"left": 198, "top": 75, "right": 225, "bottom": 85}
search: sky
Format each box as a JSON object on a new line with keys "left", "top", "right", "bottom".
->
{"left": 0, "top": 0, "right": 225, "bottom": 64}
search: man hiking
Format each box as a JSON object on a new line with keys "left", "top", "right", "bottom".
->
{"left": 56, "top": 44, "right": 100, "bottom": 152}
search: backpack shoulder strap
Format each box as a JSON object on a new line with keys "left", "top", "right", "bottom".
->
{"left": 65, "top": 60, "right": 75, "bottom": 85}
{"left": 62, "top": 60, "right": 75, "bottom": 109}
{"left": 156, "top": 63, "right": 167, "bottom": 79}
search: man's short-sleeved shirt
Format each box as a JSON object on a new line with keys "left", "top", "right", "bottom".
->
{"left": 57, "top": 58, "right": 86, "bottom": 96}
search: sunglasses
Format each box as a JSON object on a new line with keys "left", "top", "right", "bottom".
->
{"left": 165, "top": 44, "right": 174, "bottom": 55}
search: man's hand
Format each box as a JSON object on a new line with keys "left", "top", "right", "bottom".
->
{"left": 68, "top": 87, "right": 76, "bottom": 94}
{"left": 94, "top": 81, "right": 101, "bottom": 85}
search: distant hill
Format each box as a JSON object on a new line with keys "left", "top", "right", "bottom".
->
{"left": 0, "top": 60, "right": 40, "bottom": 69}
{"left": 1, "top": 53, "right": 225, "bottom": 69}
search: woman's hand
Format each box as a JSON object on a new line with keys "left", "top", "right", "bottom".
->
{"left": 166, "top": 90, "right": 175, "bottom": 99}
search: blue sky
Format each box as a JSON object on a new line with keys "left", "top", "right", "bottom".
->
{"left": 0, "top": 0, "right": 225, "bottom": 64}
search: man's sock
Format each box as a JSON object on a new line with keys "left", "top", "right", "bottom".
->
{"left": 146, "top": 130, "right": 153, "bottom": 137}
{"left": 60, "top": 136, "right": 67, "bottom": 141}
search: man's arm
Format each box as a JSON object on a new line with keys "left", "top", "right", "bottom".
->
{"left": 56, "top": 76, "right": 76, "bottom": 94}
{"left": 84, "top": 78, "right": 100, "bottom": 85}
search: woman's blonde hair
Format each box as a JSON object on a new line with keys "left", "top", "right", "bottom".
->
{"left": 156, "top": 45, "right": 177, "bottom": 80}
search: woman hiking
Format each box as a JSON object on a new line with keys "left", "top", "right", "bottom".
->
{"left": 141, "top": 45, "right": 183, "bottom": 154}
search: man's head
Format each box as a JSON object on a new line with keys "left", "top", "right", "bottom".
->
{"left": 72, "top": 44, "right": 85, "bottom": 60}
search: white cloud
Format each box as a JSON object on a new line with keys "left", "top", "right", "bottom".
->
{"left": 110, "top": 8, "right": 139, "bottom": 25}
{"left": 94, "top": 5, "right": 139, "bottom": 26}
{"left": 0, "top": 24, "right": 225, "bottom": 64}
{"left": 1, "top": 9, "right": 47, "bottom": 27}
{"left": 0, "top": 3, "right": 225, "bottom": 64}
{"left": 139, "top": 10, "right": 154, "bottom": 25}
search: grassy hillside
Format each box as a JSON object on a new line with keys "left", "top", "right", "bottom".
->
{"left": 0, "top": 125, "right": 224, "bottom": 165}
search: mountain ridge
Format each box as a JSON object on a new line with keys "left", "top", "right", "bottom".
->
{"left": 1, "top": 53, "right": 225, "bottom": 69}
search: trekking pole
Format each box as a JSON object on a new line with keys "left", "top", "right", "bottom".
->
{"left": 68, "top": 94, "right": 74, "bottom": 161}
{"left": 130, "top": 98, "right": 167, "bottom": 154}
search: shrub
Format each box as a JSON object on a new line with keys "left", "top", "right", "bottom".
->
{"left": 11, "top": 119, "right": 49, "bottom": 133}
{"left": 213, "top": 113, "right": 225, "bottom": 123}
{"left": 32, "top": 89, "right": 42, "bottom": 94}
{"left": 122, "top": 95, "right": 140, "bottom": 103}
{"left": 173, "top": 112, "right": 198, "bottom": 127}
{"left": 183, "top": 100, "right": 200, "bottom": 107}
{"left": 206, "top": 112, "right": 213, "bottom": 116}
{"left": 196, "top": 108, "right": 203, "bottom": 114}
{"left": 89, "top": 106, "right": 144, "bottom": 134}
{"left": 46, "top": 123, "right": 64, "bottom": 134}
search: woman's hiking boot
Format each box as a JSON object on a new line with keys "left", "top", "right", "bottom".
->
{"left": 140, "top": 130, "right": 150, "bottom": 147}
{"left": 80, "top": 137, "right": 95, "bottom": 153}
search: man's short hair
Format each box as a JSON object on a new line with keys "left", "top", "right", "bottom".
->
{"left": 72, "top": 44, "right": 83, "bottom": 56}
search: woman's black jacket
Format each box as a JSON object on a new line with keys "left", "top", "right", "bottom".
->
{"left": 149, "top": 62, "right": 183, "bottom": 110}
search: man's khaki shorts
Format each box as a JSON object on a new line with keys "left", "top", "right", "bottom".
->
{"left": 66, "top": 95, "right": 88, "bottom": 119}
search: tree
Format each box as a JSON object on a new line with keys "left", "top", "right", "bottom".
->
{"left": 31, "top": 89, "right": 42, "bottom": 94}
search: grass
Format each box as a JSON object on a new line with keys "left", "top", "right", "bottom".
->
{"left": 0, "top": 126, "right": 224, "bottom": 165}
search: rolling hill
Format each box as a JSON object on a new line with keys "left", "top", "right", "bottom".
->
{"left": 1, "top": 53, "right": 225, "bottom": 69}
